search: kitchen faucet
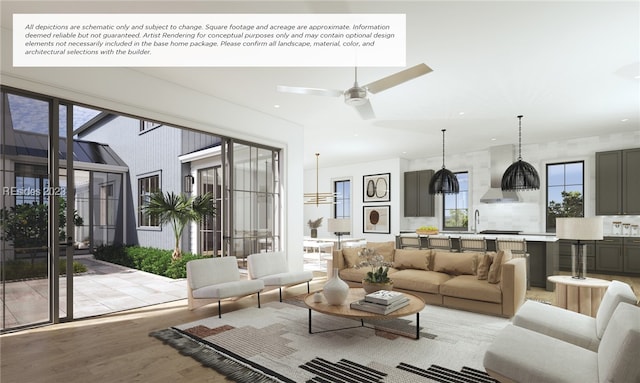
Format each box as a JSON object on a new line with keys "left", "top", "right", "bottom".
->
{"left": 474, "top": 209, "right": 480, "bottom": 234}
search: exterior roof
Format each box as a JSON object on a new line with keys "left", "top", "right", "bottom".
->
{"left": 3, "top": 130, "right": 128, "bottom": 168}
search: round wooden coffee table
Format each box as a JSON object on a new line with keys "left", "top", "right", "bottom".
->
{"left": 304, "top": 288, "right": 425, "bottom": 339}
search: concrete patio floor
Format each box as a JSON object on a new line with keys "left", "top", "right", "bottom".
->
{"left": 2, "top": 253, "right": 329, "bottom": 329}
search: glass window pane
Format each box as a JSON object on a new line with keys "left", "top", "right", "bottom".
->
{"left": 565, "top": 162, "right": 583, "bottom": 185}
{"left": 547, "top": 164, "right": 564, "bottom": 186}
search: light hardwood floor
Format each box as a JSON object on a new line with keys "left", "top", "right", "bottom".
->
{"left": 1, "top": 272, "right": 639, "bottom": 383}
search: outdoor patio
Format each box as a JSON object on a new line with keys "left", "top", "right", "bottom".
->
{"left": 2, "top": 253, "right": 329, "bottom": 328}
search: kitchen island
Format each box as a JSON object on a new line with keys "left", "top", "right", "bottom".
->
{"left": 397, "top": 232, "right": 559, "bottom": 290}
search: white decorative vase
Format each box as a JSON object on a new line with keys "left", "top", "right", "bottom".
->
{"left": 323, "top": 268, "right": 349, "bottom": 305}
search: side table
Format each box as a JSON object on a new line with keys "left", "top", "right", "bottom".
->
{"left": 547, "top": 275, "right": 611, "bottom": 317}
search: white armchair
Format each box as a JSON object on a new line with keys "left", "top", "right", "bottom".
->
{"left": 186, "top": 256, "right": 264, "bottom": 317}
{"left": 511, "top": 280, "right": 637, "bottom": 351}
{"left": 247, "top": 251, "right": 313, "bottom": 301}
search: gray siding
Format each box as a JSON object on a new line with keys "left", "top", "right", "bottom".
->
{"left": 78, "top": 117, "right": 185, "bottom": 251}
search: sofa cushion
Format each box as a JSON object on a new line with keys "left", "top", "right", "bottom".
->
{"left": 483, "top": 325, "right": 599, "bottom": 383}
{"left": 512, "top": 300, "right": 599, "bottom": 351}
{"left": 597, "top": 303, "right": 640, "bottom": 383}
{"left": 393, "top": 249, "right": 431, "bottom": 270}
{"left": 366, "top": 241, "right": 395, "bottom": 263}
{"left": 488, "top": 250, "right": 513, "bottom": 284}
{"left": 342, "top": 241, "right": 395, "bottom": 267}
{"left": 390, "top": 269, "right": 452, "bottom": 294}
{"left": 441, "top": 275, "right": 502, "bottom": 303}
{"left": 339, "top": 266, "right": 399, "bottom": 283}
{"left": 432, "top": 251, "right": 477, "bottom": 275}
{"left": 594, "top": 280, "right": 638, "bottom": 338}
{"left": 342, "top": 247, "right": 362, "bottom": 268}
{"left": 477, "top": 252, "right": 493, "bottom": 280}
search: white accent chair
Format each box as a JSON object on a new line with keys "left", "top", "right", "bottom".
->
{"left": 484, "top": 302, "right": 640, "bottom": 383}
{"left": 511, "top": 280, "right": 637, "bottom": 351}
{"left": 186, "top": 256, "right": 264, "bottom": 317}
{"left": 247, "top": 251, "right": 313, "bottom": 302}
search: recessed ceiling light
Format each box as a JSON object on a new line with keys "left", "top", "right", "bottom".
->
{"left": 491, "top": 138, "right": 497, "bottom": 141}
{"left": 273, "top": 104, "right": 280, "bottom": 108}
{"left": 353, "top": 133, "right": 359, "bottom": 137}
{"left": 621, "top": 118, "right": 629, "bottom": 122}
{"left": 459, "top": 112, "right": 465, "bottom": 116}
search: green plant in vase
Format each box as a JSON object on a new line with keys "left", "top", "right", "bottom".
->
{"left": 307, "top": 217, "right": 323, "bottom": 238}
{"left": 355, "top": 248, "right": 394, "bottom": 293}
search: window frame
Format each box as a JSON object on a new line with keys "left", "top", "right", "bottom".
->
{"left": 137, "top": 172, "right": 161, "bottom": 228}
{"left": 546, "top": 160, "right": 584, "bottom": 232}
{"left": 333, "top": 178, "right": 352, "bottom": 220}
{"left": 442, "top": 171, "right": 469, "bottom": 231}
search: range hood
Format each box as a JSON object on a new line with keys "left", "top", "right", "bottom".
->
{"left": 480, "top": 145, "right": 520, "bottom": 203}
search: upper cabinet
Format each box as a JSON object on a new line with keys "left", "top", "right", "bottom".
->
{"left": 404, "top": 170, "right": 435, "bottom": 217}
{"left": 596, "top": 148, "right": 640, "bottom": 215}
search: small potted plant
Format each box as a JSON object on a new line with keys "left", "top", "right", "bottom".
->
{"left": 307, "top": 217, "right": 323, "bottom": 238}
{"left": 355, "top": 248, "right": 394, "bottom": 293}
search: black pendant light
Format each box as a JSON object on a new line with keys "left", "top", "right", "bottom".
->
{"left": 501, "top": 115, "right": 540, "bottom": 191}
{"left": 429, "top": 129, "right": 459, "bottom": 194}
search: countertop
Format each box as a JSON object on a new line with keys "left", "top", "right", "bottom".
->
{"left": 398, "top": 231, "right": 558, "bottom": 242}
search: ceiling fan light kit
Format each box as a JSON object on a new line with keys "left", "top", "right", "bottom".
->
{"left": 429, "top": 129, "right": 460, "bottom": 194}
{"left": 277, "top": 63, "right": 433, "bottom": 120}
{"left": 501, "top": 115, "right": 541, "bottom": 191}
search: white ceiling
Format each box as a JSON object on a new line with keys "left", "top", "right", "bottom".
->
{"left": 4, "top": 1, "right": 640, "bottom": 169}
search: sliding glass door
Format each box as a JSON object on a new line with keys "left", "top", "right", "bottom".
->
{"left": 1, "top": 90, "right": 74, "bottom": 330}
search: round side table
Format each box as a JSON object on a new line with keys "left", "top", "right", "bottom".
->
{"left": 547, "top": 275, "right": 611, "bottom": 317}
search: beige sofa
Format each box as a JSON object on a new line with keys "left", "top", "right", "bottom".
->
{"left": 332, "top": 241, "right": 527, "bottom": 317}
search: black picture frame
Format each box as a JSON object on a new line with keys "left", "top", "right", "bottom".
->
{"left": 363, "top": 173, "right": 390, "bottom": 202}
{"left": 363, "top": 205, "right": 390, "bottom": 234}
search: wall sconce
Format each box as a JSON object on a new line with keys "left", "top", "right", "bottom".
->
{"left": 184, "top": 174, "right": 194, "bottom": 193}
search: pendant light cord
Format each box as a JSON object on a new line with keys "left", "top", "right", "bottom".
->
{"left": 315, "top": 153, "right": 319, "bottom": 206}
{"left": 441, "top": 129, "right": 446, "bottom": 169}
{"left": 517, "top": 115, "right": 523, "bottom": 161}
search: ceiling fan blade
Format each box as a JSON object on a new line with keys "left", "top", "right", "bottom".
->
{"left": 276, "top": 85, "right": 343, "bottom": 97}
{"left": 354, "top": 100, "right": 376, "bottom": 120}
{"left": 364, "top": 63, "right": 433, "bottom": 94}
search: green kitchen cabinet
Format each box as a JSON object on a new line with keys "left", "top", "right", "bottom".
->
{"left": 595, "top": 237, "right": 624, "bottom": 272}
{"left": 404, "top": 170, "right": 435, "bottom": 217}
{"left": 623, "top": 237, "right": 640, "bottom": 274}
{"left": 596, "top": 148, "right": 640, "bottom": 215}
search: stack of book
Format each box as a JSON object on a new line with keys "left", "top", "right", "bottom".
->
{"left": 350, "top": 290, "right": 410, "bottom": 315}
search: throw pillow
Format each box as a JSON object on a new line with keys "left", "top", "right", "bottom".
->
{"left": 365, "top": 241, "right": 395, "bottom": 263}
{"left": 342, "top": 247, "right": 363, "bottom": 268}
{"left": 487, "top": 249, "right": 513, "bottom": 284}
{"left": 393, "top": 249, "right": 431, "bottom": 270}
{"left": 477, "top": 253, "right": 493, "bottom": 280}
{"left": 432, "top": 251, "right": 478, "bottom": 275}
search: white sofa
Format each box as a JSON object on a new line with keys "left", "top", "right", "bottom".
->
{"left": 247, "top": 251, "right": 313, "bottom": 301}
{"left": 186, "top": 256, "right": 264, "bottom": 317}
{"left": 512, "top": 280, "right": 638, "bottom": 351}
{"left": 483, "top": 302, "right": 640, "bottom": 383}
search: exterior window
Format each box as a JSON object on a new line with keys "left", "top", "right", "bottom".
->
{"left": 546, "top": 161, "right": 584, "bottom": 232}
{"left": 138, "top": 174, "right": 160, "bottom": 227}
{"left": 443, "top": 172, "right": 468, "bottom": 230}
{"left": 333, "top": 179, "right": 351, "bottom": 219}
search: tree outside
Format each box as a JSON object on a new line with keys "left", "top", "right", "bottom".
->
{"left": 547, "top": 190, "right": 583, "bottom": 229}
{"left": 141, "top": 191, "right": 215, "bottom": 260}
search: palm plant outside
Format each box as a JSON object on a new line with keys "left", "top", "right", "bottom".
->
{"left": 142, "top": 191, "right": 215, "bottom": 260}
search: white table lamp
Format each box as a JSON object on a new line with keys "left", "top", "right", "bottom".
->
{"left": 327, "top": 218, "right": 351, "bottom": 250}
{"left": 556, "top": 217, "right": 604, "bottom": 279}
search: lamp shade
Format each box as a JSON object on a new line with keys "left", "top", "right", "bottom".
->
{"left": 327, "top": 218, "right": 351, "bottom": 233}
{"left": 429, "top": 168, "right": 460, "bottom": 194}
{"left": 556, "top": 217, "right": 604, "bottom": 240}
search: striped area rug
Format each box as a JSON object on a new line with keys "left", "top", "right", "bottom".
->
{"left": 151, "top": 300, "right": 508, "bottom": 382}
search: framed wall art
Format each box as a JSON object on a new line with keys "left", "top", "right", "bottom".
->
{"left": 363, "top": 205, "right": 390, "bottom": 234}
{"left": 363, "top": 173, "right": 390, "bottom": 202}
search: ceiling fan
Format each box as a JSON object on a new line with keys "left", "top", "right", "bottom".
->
{"left": 276, "top": 63, "right": 433, "bottom": 120}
